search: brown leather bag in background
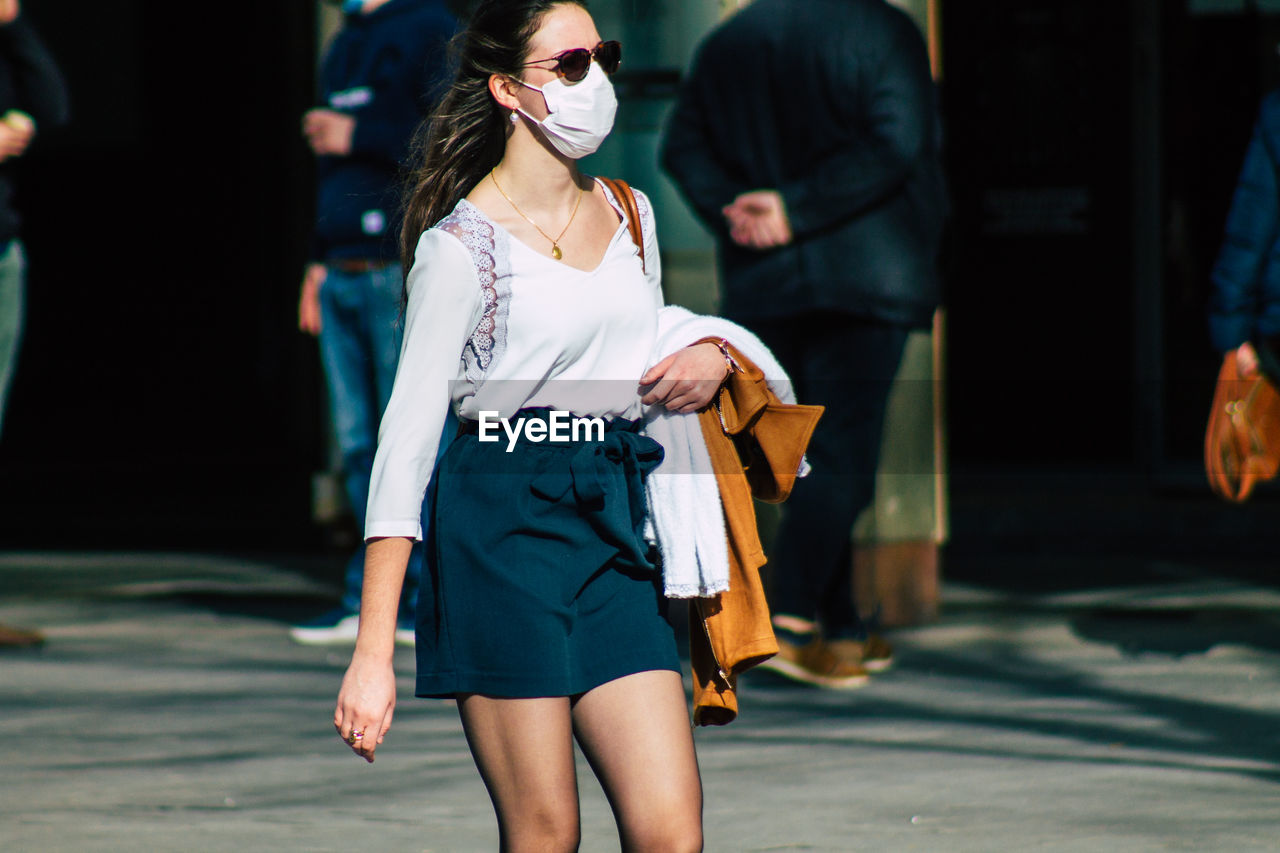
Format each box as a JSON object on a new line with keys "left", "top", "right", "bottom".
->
{"left": 1204, "top": 349, "right": 1280, "bottom": 502}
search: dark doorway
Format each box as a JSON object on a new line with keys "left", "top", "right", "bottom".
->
{"left": 940, "top": 0, "right": 1135, "bottom": 469}
{"left": 0, "top": 2, "right": 327, "bottom": 549}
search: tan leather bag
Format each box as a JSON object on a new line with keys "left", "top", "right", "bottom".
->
{"left": 597, "top": 177, "right": 645, "bottom": 273}
{"left": 1204, "top": 349, "right": 1280, "bottom": 502}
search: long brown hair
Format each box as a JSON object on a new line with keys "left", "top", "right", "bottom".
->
{"left": 398, "top": 0, "right": 588, "bottom": 279}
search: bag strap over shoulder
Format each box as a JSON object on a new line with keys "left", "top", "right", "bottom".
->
{"left": 598, "top": 177, "right": 646, "bottom": 274}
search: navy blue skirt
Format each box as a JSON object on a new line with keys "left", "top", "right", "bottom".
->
{"left": 414, "top": 408, "right": 680, "bottom": 699}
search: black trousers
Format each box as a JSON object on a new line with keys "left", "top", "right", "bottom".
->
{"left": 748, "top": 312, "right": 909, "bottom": 638}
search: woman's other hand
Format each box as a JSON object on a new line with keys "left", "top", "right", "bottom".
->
{"left": 640, "top": 342, "right": 729, "bottom": 414}
{"left": 334, "top": 654, "right": 397, "bottom": 763}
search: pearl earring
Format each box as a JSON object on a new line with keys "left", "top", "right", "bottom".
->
{"left": 510, "top": 111, "right": 518, "bottom": 124}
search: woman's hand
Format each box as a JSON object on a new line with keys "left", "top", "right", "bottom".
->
{"left": 640, "top": 342, "right": 730, "bottom": 414}
{"left": 1236, "top": 341, "right": 1260, "bottom": 378}
{"left": 334, "top": 653, "right": 397, "bottom": 763}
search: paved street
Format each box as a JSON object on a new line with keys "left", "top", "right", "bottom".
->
{"left": 2, "top": 548, "right": 1279, "bottom": 852}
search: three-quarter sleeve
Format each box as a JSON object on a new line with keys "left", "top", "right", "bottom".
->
{"left": 365, "top": 229, "right": 483, "bottom": 540}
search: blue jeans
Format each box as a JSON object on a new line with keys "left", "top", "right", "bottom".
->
{"left": 0, "top": 240, "right": 25, "bottom": 437}
{"left": 318, "top": 262, "right": 453, "bottom": 616}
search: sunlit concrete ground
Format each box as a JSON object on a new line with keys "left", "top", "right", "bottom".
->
{"left": 2, "top": 550, "right": 1278, "bottom": 852}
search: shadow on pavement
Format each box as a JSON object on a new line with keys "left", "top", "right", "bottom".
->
{"left": 1070, "top": 607, "right": 1280, "bottom": 657}
{"left": 742, "top": 636, "right": 1280, "bottom": 787}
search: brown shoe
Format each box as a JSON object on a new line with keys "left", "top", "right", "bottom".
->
{"left": 757, "top": 635, "right": 870, "bottom": 689}
{"left": 828, "top": 634, "right": 895, "bottom": 673}
{"left": 0, "top": 623, "right": 45, "bottom": 648}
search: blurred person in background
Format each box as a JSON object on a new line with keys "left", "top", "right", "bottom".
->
{"left": 0, "top": 0, "right": 68, "bottom": 648}
{"left": 291, "top": 0, "right": 457, "bottom": 645}
{"left": 1209, "top": 87, "right": 1280, "bottom": 382}
{"left": 661, "top": 0, "right": 947, "bottom": 688}
{"left": 0, "top": 0, "right": 66, "bottom": 441}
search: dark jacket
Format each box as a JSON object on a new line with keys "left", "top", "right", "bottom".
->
{"left": 0, "top": 16, "right": 69, "bottom": 246}
{"left": 660, "top": 0, "right": 947, "bottom": 328}
{"left": 312, "top": 0, "right": 455, "bottom": 264}
{"left": 1209, "top": 89, "right": 1280, "bottom": 353}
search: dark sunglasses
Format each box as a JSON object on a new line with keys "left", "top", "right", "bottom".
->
{"left": 523, "top": 40, "right": 621, "bottom": 83}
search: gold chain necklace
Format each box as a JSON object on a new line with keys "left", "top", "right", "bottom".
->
{"left": 490, "top": 169, "right": 585, "bottom": 261}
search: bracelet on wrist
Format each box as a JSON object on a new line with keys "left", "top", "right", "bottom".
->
{"left": 710, "top": 338, "right": 739, "bottom": 377}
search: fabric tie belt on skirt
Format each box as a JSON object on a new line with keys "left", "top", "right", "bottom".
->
{"left": 460, "top": 409, "right": 664, "bottom": 572}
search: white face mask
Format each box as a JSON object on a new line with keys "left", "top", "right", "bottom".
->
{"left": 516, "top": 62, "right": 618, "bottom": 159}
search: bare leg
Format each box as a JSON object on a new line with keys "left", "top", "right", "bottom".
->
{"left": 571, "top": 670, "right": 703, "bottom": 852}
{"left": 457, "top": 694, "right": 581, "bottom": 853}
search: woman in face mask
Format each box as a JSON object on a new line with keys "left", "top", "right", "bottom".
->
{"left": 332, "top": 1, "right": 726, "bottom": 849}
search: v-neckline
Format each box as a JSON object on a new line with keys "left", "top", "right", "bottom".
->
{"left": 460, "top": 178, "right": 630, "bottom": 276}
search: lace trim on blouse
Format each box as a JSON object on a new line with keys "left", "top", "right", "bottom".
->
{"left": 436, "top": 201, "right": 512, "bottom": 387}
{"left": 633, "top": 188, "right": 653, "bottom": 245}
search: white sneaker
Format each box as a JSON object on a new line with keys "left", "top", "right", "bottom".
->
{"left": 290, "top": 609, "right": 416, "bottom": 647}
{"left": 289, "top": 610, "right": 360, "bottom": 645}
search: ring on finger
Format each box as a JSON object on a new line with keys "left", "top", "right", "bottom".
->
{"left": 347, "top": 730, "right": 365, "bottom": 745}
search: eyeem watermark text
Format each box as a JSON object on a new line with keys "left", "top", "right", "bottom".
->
{"left": 476, "top": 411, "right": 605, "bottom": 452}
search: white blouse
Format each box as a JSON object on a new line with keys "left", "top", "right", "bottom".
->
{"left": 365, "top": 180, "right": 662, "bottom": 541}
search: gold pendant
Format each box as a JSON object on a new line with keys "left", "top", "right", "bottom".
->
{"left": 551, "top": 244, "right": 563, "bottom": 260}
